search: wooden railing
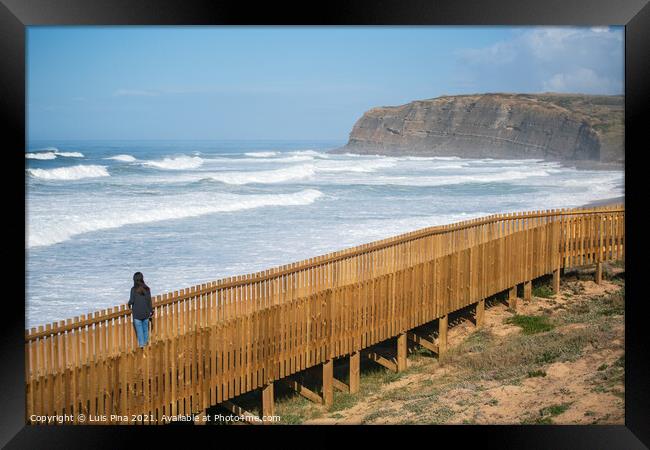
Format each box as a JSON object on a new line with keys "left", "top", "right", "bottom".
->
{"left": 25, "top": 204, "right": 624, "bottom": 424}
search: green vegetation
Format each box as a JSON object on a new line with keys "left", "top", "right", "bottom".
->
{"left": 505, "top": 315, "right": 554, "bottom": 335}
{"left": 266, "top": 279, "right": 624, "bottom": 425}
{"left": 522, "top": 402, "right": 573, "bottom": 424}
{"left": 533, "top": 283, "right": 555, "bottom": 299}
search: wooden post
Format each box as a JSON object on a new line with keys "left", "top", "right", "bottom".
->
{"left": 261, "top": 382, "right": 274, "bottom": 422}
{"left": 553, "top": 269, "right": 561, "bottom": 296}
{"left": 508, "top": 286, "right": 518, "bottom": 310}
{"left": 194, "top": 409, "right": 207, "bottom": 425}
{"left": 595, "top": 262, "right": 602, "bottom": 284}
{"left": 397, "top": 332, "right": 407, "bottom": 372}
{"left": 322, "top": 360, "right": 333, "bottom": 407}
{"left": 438, "top": 315, "right": 448, "bottom": 356}
{"left": 476, "top": 299, "right": 485, "bottom": 328}
{"left": 349, "top": 351, "right": 360, "bottom": 395}
{"left": 523, "top": 281, "right": 532, "bottom": 301}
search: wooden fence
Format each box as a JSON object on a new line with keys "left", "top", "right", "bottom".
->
{"left": 25, "top": 204, "right": 624, "bottom": 424}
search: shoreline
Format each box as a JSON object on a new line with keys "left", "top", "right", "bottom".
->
{"left": 330, "top": 148, "right": 624, "bottom": 172}
{"left": 582, "top": 196, "right": 625, "bottom": 208}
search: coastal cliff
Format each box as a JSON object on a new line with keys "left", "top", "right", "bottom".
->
{"left": 333, "top": 93, "right": 624, "bottom": 163}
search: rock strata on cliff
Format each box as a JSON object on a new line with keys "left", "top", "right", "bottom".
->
{"left": 333, "top": 93, "right": 623, "bottom": 162}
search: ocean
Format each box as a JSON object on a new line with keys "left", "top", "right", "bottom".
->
{"left": 25, "top": 140, "right": 624, "bottom": 328}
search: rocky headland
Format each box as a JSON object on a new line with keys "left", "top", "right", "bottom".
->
{"left": 332, "top": 93, "right": 624, "bottom": 168}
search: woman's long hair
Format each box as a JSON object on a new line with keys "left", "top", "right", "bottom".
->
{"left": 133, "top": 272, "right": 150, "bottom": 295}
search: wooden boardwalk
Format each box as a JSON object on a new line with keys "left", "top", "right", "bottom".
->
{"left": 25, "top": 204, "right": 625, "bottom": 424}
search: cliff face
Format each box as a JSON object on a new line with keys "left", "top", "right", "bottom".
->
{"left": 334, "top": 93, "right": 624, "bottom": 162}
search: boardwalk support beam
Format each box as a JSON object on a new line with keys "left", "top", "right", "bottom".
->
{"left": 349, "top": 351, "right": 360, "bottom": 394}
{"left": 509, "top": 286, "right": 518, "bottom": 310}
{"left": 220, "top": 400, "right": 262, "bottom": 425}
{"left": 322, "top": 360, "right": 333, "bottom": 407}
{"left": 283, "top": 378, "right": 323, "bottom": 404}
{"left": 438, "top": 315, "right": 448, "bottom": 356}
{"left": 595, "top": 262, "right": 603, "bottom": 284}
{"left": 194, "top": 409, "right": 207, "bottom": 425}
{"left": 553, "top": 269, "right": 561, "bottom": 296}
{"left": 261, "top": 382, "right": 274, "bottom": 422}
{"left": 407, "top": 331, "right": 439, "bottom": 354}
{"left": 476, "top": 299, "right": 485, "bottom": 328}
{"left": 523, "top": 281, "right": 532, "bottom": 301}
{"left": 397, "top": 332, "right": 407, "bottom": 372}
{"left": 366, "top": 350, "right": 398, "bottom": 373}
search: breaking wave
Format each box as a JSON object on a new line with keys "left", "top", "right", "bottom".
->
{"left": 244, "top": 151, "right": 278, "bottom": 157}
{"left": 27, "top": 189, "right": 323, "bottom": 248}
{"left": 27, "top": 165, "right": 110, "bottom": 181}
{"left": 106, "top": 154, "right": 137, "bottom": 162}
{"left": 26, "top": 152, "right": 57, "bottom": 160}
{"left": 205, "top": 164, "right": 315, "bottom": 185}
{"left": 141, "top": 155, "right": 204, "bottom": 170}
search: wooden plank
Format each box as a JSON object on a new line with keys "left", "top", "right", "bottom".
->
{"left": 220, "top": 400, "right": 262, "bottom": 425}
{"left": 396, "top": 332, "right": 407, "bottom": 372}
{"left": 349, "top": 351, "right": 360, "bottom": 395}
{"left": 322, "top": 359, "right": 333, "bottom": 407}
{"left": 553, "top": 269, "right": 561, "bottom": 296}
{"left": 366, "top": 350, "right": 398, "bottom": 373}
{"left": 332, "top": 377, "right": 349, "bottom": 393}
{"left": 476, "top": 299, "right": 485, "bottom": 328}
{"left": 261, "top": 382, "right": 274, "bottom": 422}
{"left": 438, "top": 315, "right": 448, "bottom": 356}
{"left": 407, "top": 331, "right": 439, "bottom": 354}
{"left": 524, "top": 280, "right": 532, "bottom": 301}
{"left": 509, "top": 286, "right": 518, "bottom": 310}
{"left": 283, "top": 378, "right": 323, "bottom": 404}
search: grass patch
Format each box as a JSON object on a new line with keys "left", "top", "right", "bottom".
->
{"left": 540, "top": 403, "right": 572, "bottom": 416}
{"left": 505, "top": 315, "right": 554, "bottom": 335}
{"left": 614, "top": 355, "right": 624, "bottom": 368}
{"left": 527, "top": 369, "right": 547, "bottom": 378}
{"left": 597, "top": 364, "right": 608, "bottom": 371}
{"left": 329, "top": 392, "right": 359, "bottom": 412}
{"left": 523, "top": 402, "right": 573, "bottom": 424}
{"left": 533, "top": 284, "right": 555, "bottom": 299}
{"left": 460, "top": 328, "right": 493, "bottom": 353}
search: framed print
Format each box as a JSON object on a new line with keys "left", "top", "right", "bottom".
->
{"left": 2, "top": 0, "right": 648, "bottom": 447}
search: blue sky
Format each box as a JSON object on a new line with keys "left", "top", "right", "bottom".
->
{"left": 27, "top": 26, "right": 624, "bottom": 141}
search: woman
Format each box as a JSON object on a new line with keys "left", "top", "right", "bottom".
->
{"left": 128, "top": 272, "right": 153, "bottom": 347}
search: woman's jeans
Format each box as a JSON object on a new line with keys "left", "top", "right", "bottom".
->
{"left": 133, "top": 318, "right": 149, "bottom": 347}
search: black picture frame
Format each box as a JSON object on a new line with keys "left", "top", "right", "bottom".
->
{"left": 2, "top": 0, "right": 648, "bottom": 447}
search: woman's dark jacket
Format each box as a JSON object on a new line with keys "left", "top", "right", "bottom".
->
{"left": 128, "top": 287, "right": 153, "bottom": 320}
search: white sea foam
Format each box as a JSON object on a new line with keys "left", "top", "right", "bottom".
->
{"left": 244, "top": 151, "right": 278, "bottom": 157}
{"left": 106, "top": 154, "right": 137, "bottom": 162}
{"left": 26, "top": 152, "right": 57, "bottom": 160}
{"left": 141, "top": 155, "right": 204, "bottom": 170}
{"left": 316, "top": 158, "right": 397, "bottom": 173}
{"left": 27, "top": 165, "right": 110, "bottom": 181}
{"left": 27, "top": 189, "right": 323, "bottom": 248}
{"left": 54, "top": 151, "right": 84, "bottom": 158}
{"left": 289, "top": 150, "right": 329, "bottom": 158}
{"left": 205, "top": 164, "right": 315, "bottom": 185}
{"left": 27, "top": 148, "right": 85, "bottom": 158}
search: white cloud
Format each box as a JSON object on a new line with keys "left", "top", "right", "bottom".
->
{"left": 542, "top": 67, "right": 618, "bottom": 94}
{"left": 456, "top": 27, "right": 624, "bottom": 95}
